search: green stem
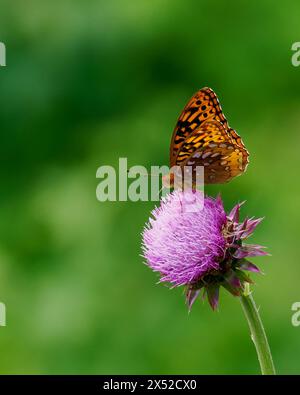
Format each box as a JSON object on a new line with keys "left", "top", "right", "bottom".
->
{"left": 240, "top": 285, "right": 276, "bottom": 375}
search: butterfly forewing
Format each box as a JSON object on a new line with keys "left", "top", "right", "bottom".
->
{"left": 170, "top": 87, "right": 228, "bottom": 165}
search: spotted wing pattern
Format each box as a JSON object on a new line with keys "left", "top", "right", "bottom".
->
{"left": 176, "top": 121, "right": 248, "bottom": 183}
{"left": 169, "top": 88, "right": 249, "bottom": 184}
{"left": 170, "top": 87, "right": 229, "bottom": 164}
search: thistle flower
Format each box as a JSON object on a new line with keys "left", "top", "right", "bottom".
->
{"left": 142, "top": 190, "right": 268, "bottom": 311}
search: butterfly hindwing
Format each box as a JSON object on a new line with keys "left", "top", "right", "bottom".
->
{"left": 177, "top": 121, "right": 249, "bottom": 184}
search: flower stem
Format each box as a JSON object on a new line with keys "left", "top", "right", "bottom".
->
{"left": 240, "top": 285, "right": 276, "bottom": 375}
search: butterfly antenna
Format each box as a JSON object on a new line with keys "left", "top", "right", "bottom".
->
{"left": 126, "top": 169, "right": 160, "bottom": 177}
{"left": 157, "top": 184, "right": 164, "bottom": 197}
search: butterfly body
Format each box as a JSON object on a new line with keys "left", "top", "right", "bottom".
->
{"left": 165, "top": 87, "right": 249, "bottom": 186}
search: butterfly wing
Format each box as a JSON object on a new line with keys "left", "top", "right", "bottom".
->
{"left": 170, "top": 87, "right": 229, "bottom": 166}
{"left": 175, "top": 121, "right": 249, "bottom": 184}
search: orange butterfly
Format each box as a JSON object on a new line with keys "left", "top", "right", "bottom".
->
{"left": 163, "top": 87, "right": 249, "bottom": 187}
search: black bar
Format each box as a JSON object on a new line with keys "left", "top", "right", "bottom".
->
{"left": 0, "top": 375, "right": 298, "bottom": 392}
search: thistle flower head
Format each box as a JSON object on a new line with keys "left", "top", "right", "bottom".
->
{"left": 142, "top": 190, "right": 268, "bottom": 311}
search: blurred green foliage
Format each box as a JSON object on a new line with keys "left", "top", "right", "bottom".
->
{"left": 0, "top": 0, "right": 300, "bottom": 374}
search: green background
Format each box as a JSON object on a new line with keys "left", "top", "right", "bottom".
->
{"left": 0, "top": 0, "right": 299, "bottom": 374}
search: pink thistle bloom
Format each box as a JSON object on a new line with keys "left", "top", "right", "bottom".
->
{"left": 142, "top": 190, "right": 268, "bottom": 311}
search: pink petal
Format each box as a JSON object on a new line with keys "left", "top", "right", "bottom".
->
{"left": 228, "top": 201, "right": 245, "bottom": 223}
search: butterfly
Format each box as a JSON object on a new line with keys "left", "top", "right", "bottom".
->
{"left": 163, "top": 87, "right": 249, "bottom": 186}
